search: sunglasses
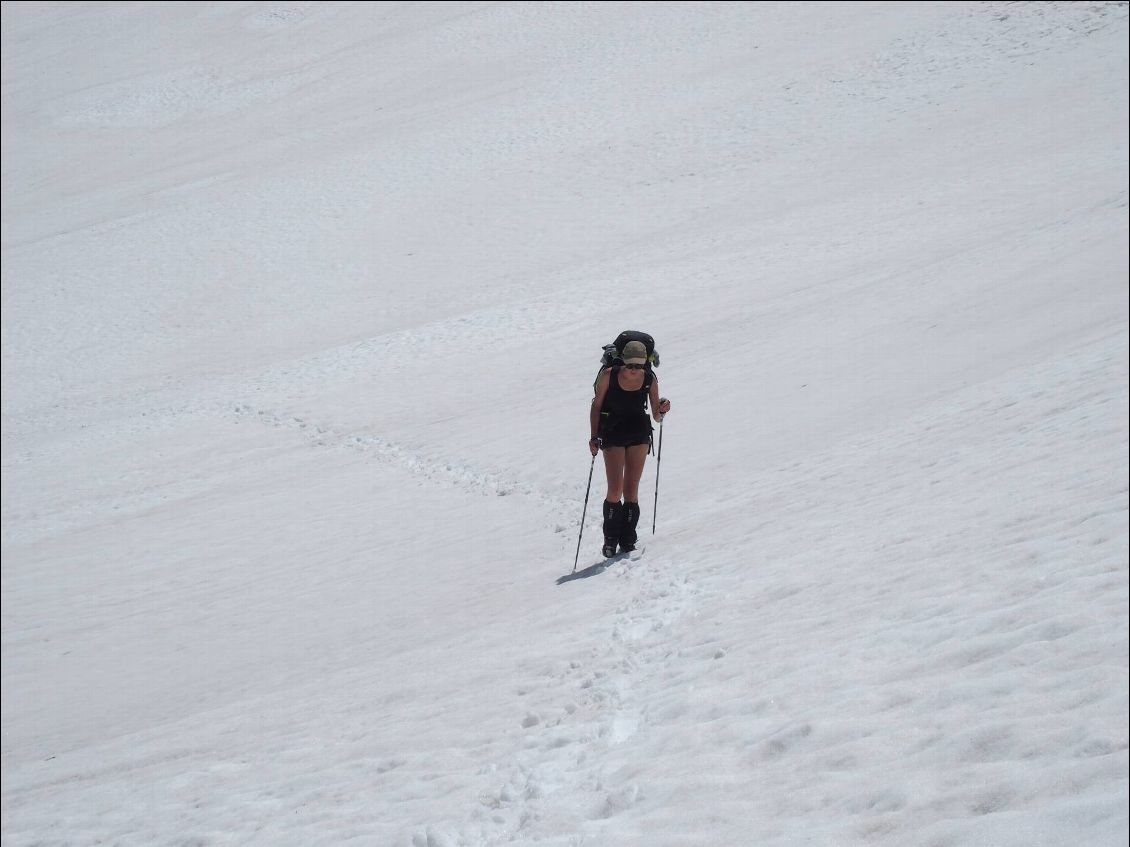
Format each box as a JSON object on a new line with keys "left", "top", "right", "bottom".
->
{"left": 623, "top": 363, "right": 646, "bottom": 370}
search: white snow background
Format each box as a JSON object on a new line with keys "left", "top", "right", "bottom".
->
{"left": 2, "top": 2, "right": 1127, "bottom": 846}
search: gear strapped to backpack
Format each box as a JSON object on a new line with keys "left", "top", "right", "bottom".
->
{"left": 593, "top": 330, "right": 660, "bottom": 393}
{"left": 599, "top": 330, "right": 659, "bottom": 371}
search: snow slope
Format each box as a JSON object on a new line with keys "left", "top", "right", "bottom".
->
{"left": 2, "top": 2, "right": 1127, "bottom": 845}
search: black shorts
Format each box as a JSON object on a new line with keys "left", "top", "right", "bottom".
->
{"left": 599, "top": 416, "right": 653, "bottom": 449}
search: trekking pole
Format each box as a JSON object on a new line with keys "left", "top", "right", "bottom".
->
{"left": 652, "top": 418, "right": 664, "bottom": 535}
{"left": 572, "top": 451, "right": 598, "bottom": 573}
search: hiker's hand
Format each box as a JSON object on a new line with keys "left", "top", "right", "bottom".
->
{"left": 657, "top": 398, "right": 671, "bottom": 417}
{"left": 589, "top": 437, "right": 600, "bottom": 456}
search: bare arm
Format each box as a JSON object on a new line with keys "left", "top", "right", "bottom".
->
{"left": 650, "top": 377, "right": 670, "bottom": 422}
{"left": 591, "top": 368, "right": 611, "bottom": 442}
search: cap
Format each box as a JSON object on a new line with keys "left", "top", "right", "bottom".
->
{"left": 621, "top": 340, "right": 648, "bottom": 365}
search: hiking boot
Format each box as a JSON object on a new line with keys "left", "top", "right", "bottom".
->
{"left": 619, "top": 502, "right": 641, "bottom": 552}
{"left": 602, "top": 500, "right": 624, "bottom": 557}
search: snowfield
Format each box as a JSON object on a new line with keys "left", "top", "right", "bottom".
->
{"left": 2, "top": 2, "right": 1127, "bottom": 846}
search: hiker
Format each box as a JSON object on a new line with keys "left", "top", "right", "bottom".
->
{"left": 589, "top": 339, "right": 671, "bottom": 556}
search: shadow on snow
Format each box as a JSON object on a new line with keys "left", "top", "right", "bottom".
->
{"left": 556, "top": 554, "right": 629, "bottom": 585}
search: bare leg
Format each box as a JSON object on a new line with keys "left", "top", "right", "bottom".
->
{"left": 622, "top": 443, "right": 649, "bottom": 503}
{"left": 602, "top": 446, "right": 626, "bottom": 502}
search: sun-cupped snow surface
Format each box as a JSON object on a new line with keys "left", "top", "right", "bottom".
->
{"left": 2, "top": 2, "right": 1127, "bottom": 845}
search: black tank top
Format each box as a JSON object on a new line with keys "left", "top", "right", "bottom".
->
{"left": 601, "top": 366, "right": 650, "bottom": 421}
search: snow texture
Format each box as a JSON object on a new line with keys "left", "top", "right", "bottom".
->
{"left": 2, "top": 2, "right": 1127, "bottom": 845}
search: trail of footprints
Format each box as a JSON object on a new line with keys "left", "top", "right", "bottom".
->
{"left": 231, "top": 403, "right": 577, "bottom": 520}
{"left": 450, "top": 560, "right": 705, "bottom": 845}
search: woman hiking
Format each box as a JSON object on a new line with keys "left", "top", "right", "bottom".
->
{"left": 589, "top": 339, "right": 671, "bottom": 557}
